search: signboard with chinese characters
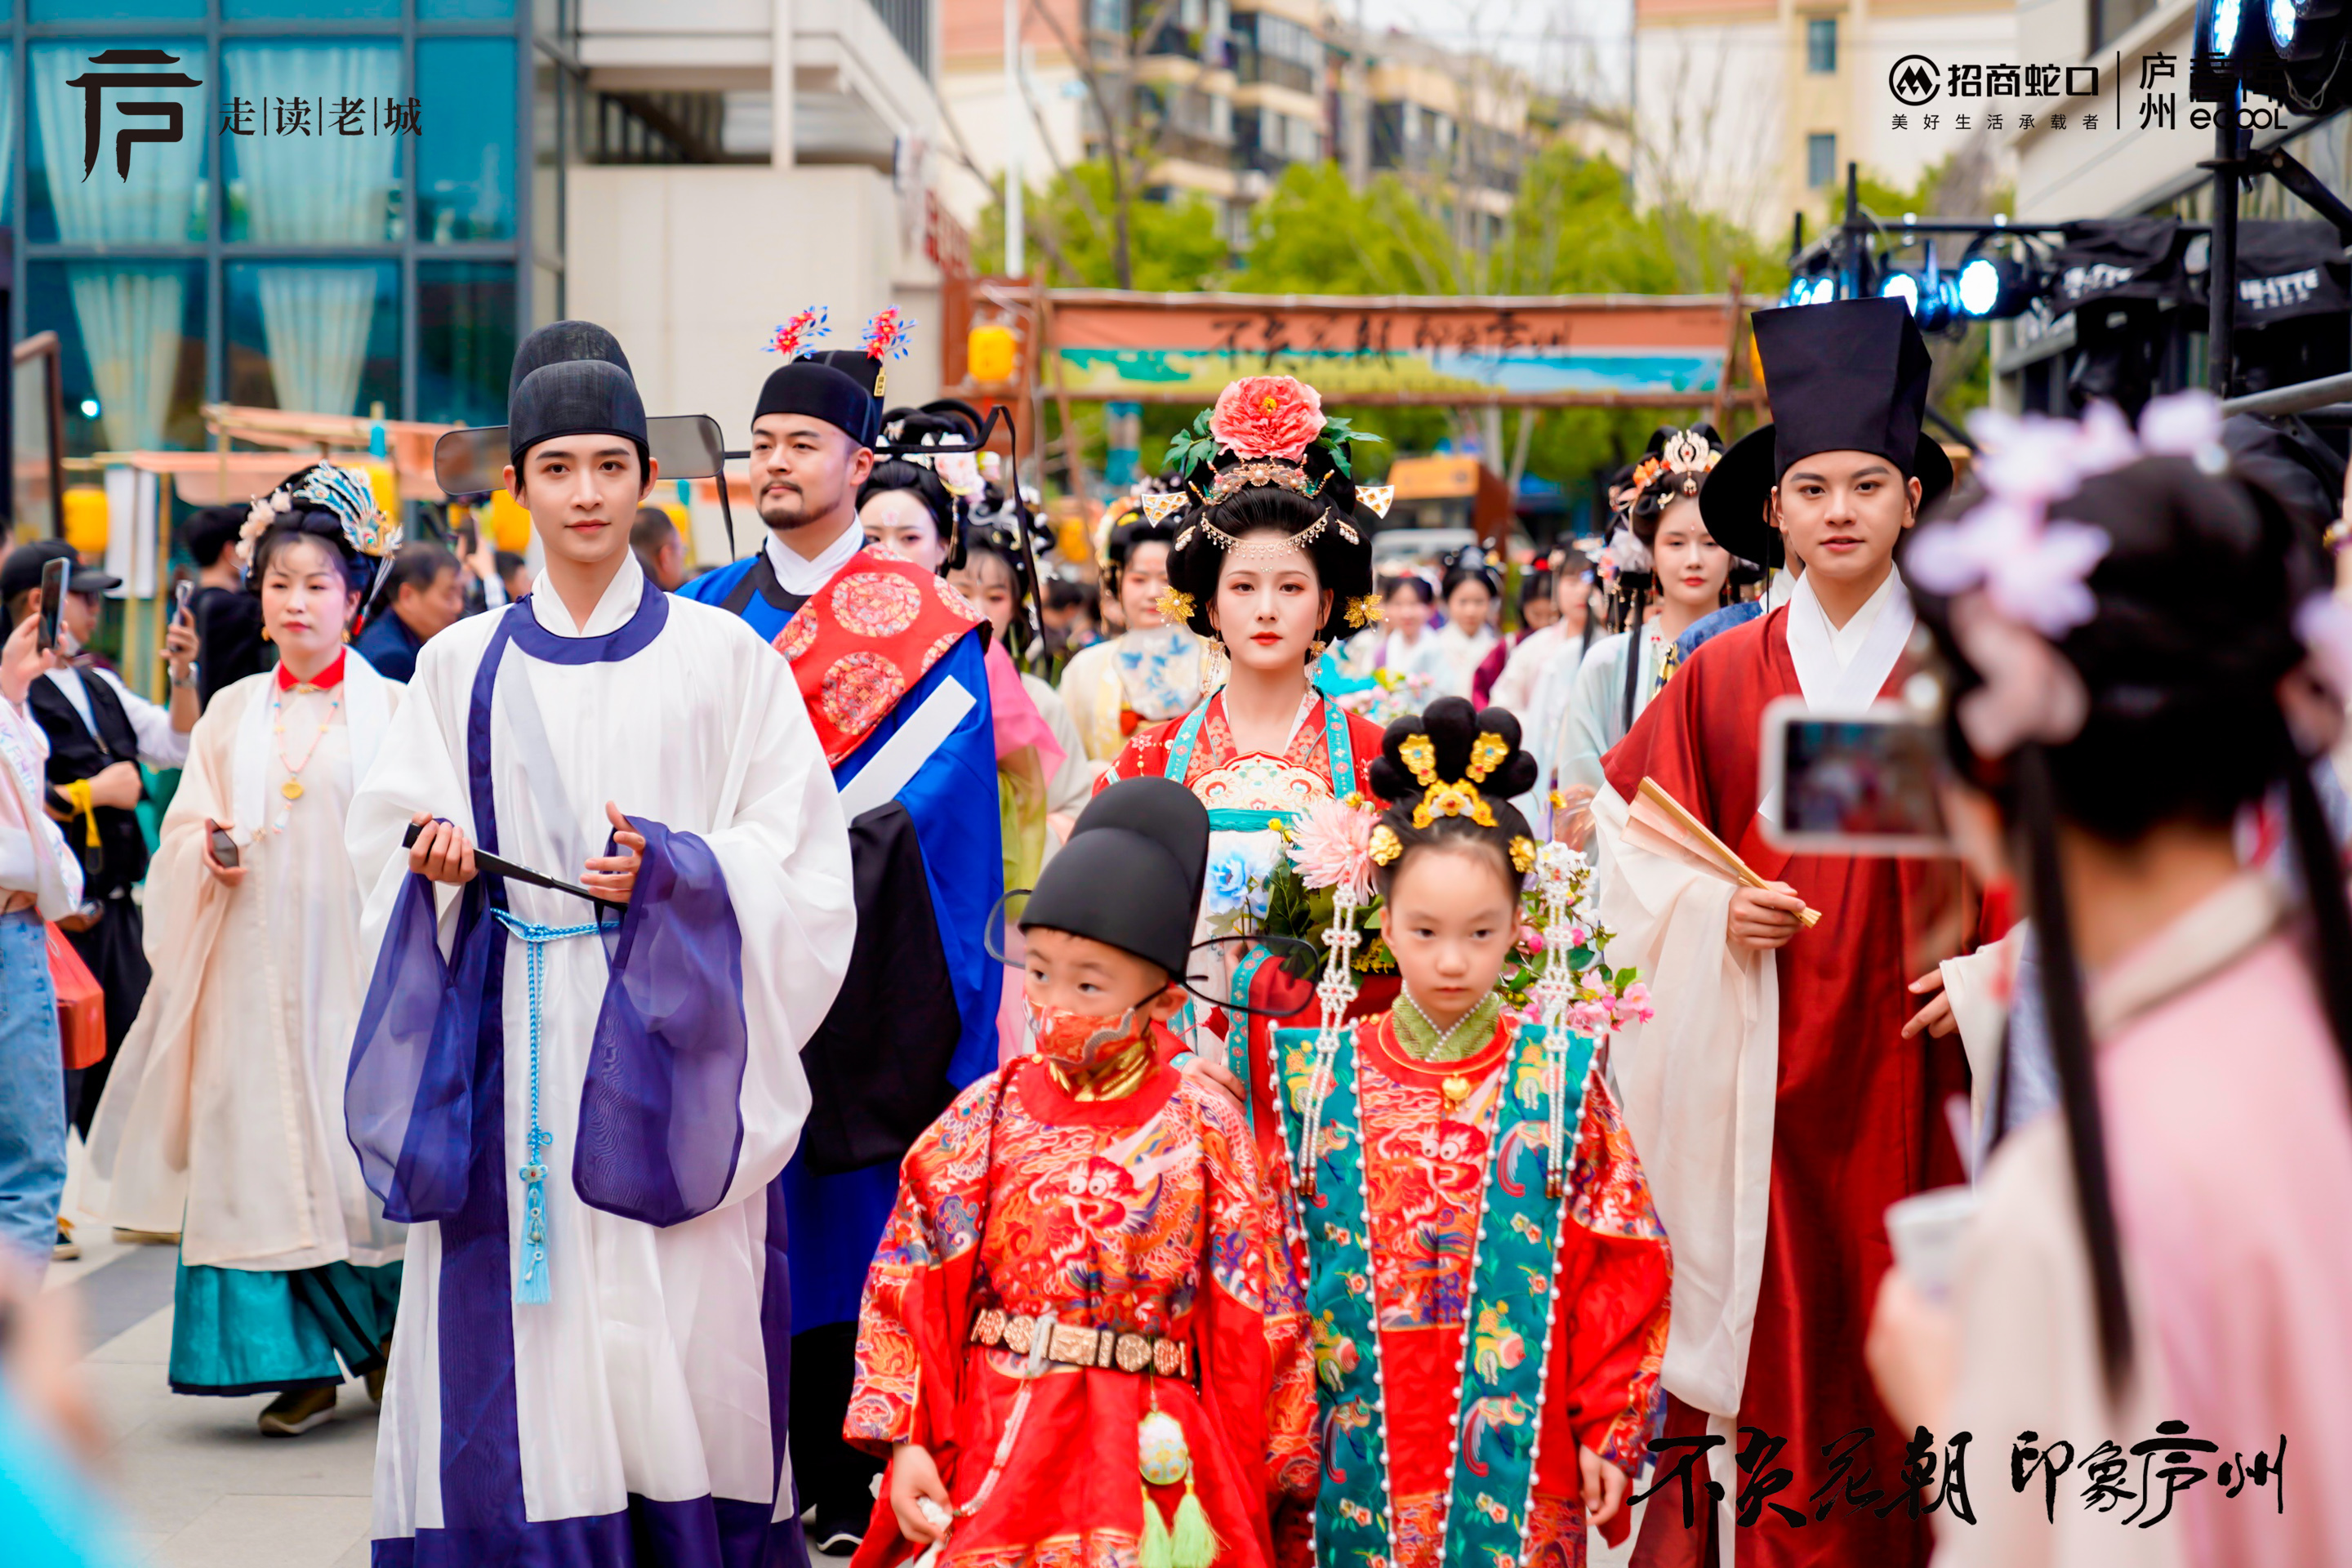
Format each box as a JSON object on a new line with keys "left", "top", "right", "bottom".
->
{"left": 1041, "top": 291, "right": 1762, "bottom": 405}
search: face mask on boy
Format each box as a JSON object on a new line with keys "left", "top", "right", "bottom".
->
{"left": 1026, "top": 996, "right": 1159, "bottom": 1077}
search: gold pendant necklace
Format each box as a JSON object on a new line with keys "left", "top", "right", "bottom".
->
{"left": 1394, "top": 989, "right": 1503, "bottom": 1117}
{"left": 273, "top": 685, "right": 341, "bottom": 805}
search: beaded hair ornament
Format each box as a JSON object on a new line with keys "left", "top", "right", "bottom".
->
{"left": 1628, "top": 426, "right": 1720, "bottom": 500}
{"left": 236, "top": 463, "right": 401, "bottom": 576}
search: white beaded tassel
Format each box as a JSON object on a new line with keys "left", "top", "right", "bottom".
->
{"left": 1291, "top": 878, "right": 1363, "bottom": 1196}
{"left": 1531, "top": 842, "right": 1585, "bottom": 1198}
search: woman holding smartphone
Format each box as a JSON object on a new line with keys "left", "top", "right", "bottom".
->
{"left": 1867, "top": 408, "right": 2352, "bottom": 1566}
{"left": 84, "top": 465, "right": 406, "bottom": 1438}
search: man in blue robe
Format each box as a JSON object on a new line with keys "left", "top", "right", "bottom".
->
{"left": 680, "top": 344, "right": 1000, "bottom": 1555}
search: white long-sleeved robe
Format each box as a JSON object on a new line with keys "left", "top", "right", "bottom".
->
{"left": 86, "top": 658, "right": 402, "bottom": 1269}
{"left": 345, "top": 555, "right": 853, "bottom": 1561}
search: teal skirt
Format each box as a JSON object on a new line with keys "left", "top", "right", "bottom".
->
{"left": 168, "top": 1256, "right": 402, "bottom": 1397}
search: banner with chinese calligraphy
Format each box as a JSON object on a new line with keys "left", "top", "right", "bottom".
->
{"left": 1041, "top": 291, "right": 1758, "bottom": 404}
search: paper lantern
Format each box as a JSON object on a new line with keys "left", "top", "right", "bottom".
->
{"left": 489, "top": 488, "right": 531, "bottom": 553}
{"left": 359, "top": 461, "right": 398, "bottom": 522}
{"left": 1056, "top": 514, "right": 1091, "bottom": 564}
{"left": 62, "top": 488, "right": 108, "bottom": 556}
{"left": 968, "top": 323, "right": 1017, "bottom": 385}
{"left": 661, "top": 501, "right": 688, "bottom": 537}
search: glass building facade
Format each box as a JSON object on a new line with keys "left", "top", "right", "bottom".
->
{"left": 6, "top": 0, "right": 545, "bottom": 457}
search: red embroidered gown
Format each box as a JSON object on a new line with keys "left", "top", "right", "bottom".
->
{"left": 1606, "top": 608, "right": 1975, "bottom": 1568}
{"left": 1101, "top": 693, "right": 1396, "bottom": 1175}
{"left": 845, "top": 1057, "right": 1316, "bottom": 1568}
{"left": 1280, "top": 1014, "right": 1672, "bottom": 1568}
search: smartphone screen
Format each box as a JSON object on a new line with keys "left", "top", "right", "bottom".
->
{"left": 175, "top": 578, "right": 194, "bottom": 619}
{"left": 37, "top": 557, "right": 67, "bottom": 653}
{"left": 1761, "top": 698, "right": 1952, "bottom": 857}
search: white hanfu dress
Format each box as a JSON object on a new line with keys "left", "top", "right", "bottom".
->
{"left": 345, "top": 555, "right": 855, "bottom": 1567}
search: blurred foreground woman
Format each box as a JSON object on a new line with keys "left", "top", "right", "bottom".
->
{"left": 1869, "top": 397, "right": 2352, "bottom": 1567}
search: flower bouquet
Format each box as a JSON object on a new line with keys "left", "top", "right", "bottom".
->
{"left": 1334, "top": 667, "right": 1435, "bottom": 729}
{"left": 1258, "top": 796, "right": 1393, "bottom": 976}
{"left": 1494, "top": 845, "right": 1650, "bottom": 1030}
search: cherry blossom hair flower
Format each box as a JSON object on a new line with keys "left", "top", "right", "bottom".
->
{"left": 1208, "top": 375, "right": 1326, "bottom": 464}
{"left": 1906, "top": 391, "right": 2225, "bottom": 639}
{"left": 1287, "top": 794, "right": 1379, "bottom": 902}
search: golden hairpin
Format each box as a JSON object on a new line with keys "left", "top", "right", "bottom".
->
{"left": 1370, "top": 824, "right": 1402, "bottom": 866}
{"left": 1465, "top": 731, "right": 1508, "bottom": 784}
{"left": 1510, "top": 835, "right": 1536, "bottom": 874}
{"left": 1398, "top": 733, "right": 1438, "bottom": 787}
{"left": 1156, "top": 586, "right": 1196, "bottom": 623}
{"left": 1411, "top": 782, "right": 1496, "bottom": 831}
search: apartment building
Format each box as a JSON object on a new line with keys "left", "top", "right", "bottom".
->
{"left": 936, "top": 0, "right": 1535, "bottom": 250}
{"left": 1630, "top": 0, "right": 2014, "bottom": 234}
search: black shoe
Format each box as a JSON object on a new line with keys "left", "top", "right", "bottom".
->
{"left": 808, "top": 1514, "right": 865, "bottom": 1555}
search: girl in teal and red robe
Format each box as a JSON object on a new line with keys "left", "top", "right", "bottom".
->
{"left": 1272, "top": 698, "right": 1671, "bottom": 1568}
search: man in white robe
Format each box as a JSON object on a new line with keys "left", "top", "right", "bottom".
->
{"left": 345, "top": 322, "right": 853, "bottom": 1566}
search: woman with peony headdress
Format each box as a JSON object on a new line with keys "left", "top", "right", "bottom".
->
{"left": 1094, "top": 373, "right": 1397, "bottom": 1170}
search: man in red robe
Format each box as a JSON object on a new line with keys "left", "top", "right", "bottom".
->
{"left": 1594, "top": 296, "right": 1976, "bottom": 1568}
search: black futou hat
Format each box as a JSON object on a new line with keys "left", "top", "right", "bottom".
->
{"left": 432, "top": 321, "right": 729, "bottom": 498}
{"left": 1019, "top": 776, "right": 1209, "bottom": 981}
{"left": 507, "top": 319, "right": 648, "bottom": 466}
{"left": 1701, "top": 296, "right": 1954, "bottom": 568}
{"left": 755, "top": 350, "right": 880, "bottom": 448}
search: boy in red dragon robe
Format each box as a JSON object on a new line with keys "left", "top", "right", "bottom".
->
{"left": 845, "top": 776, "right": 1316, "bottom": 1568}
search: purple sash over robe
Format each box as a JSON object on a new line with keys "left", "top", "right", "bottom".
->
{"left": 345, "top": 578, "right": 805, "bottom": 1568}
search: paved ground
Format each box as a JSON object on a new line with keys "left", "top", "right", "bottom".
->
{"left": 50, "top": 1151, "right": 1633, "bottom": 1566}
{"left": 48, "top": 1151, "right": 853, "bottom": 1568}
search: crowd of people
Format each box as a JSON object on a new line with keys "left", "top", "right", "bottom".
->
{"left": 0, "top": 292, "right": 2344, "bottom": 1568}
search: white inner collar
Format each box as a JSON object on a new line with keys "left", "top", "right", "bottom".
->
{"left": 1783, "top": 567, "right": 1913, "bottom": 714}
{"left": 529, "top": 551, "right": 647, "bottom": 639}
{"left": 765, "top": 522, "right": 864, "bottom": 598}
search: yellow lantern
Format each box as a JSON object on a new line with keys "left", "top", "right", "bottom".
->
{"left": 1056, "top": 514, "right": 1091, "bottom": 564}
{"left": 62, "top": 488, "right": 108, "bottom": 557}
{"left": 489, "top": 488, "right": 532, "bottom": 554}
{"left": 359, "top": 461, "right": 399, "bottom": 523}
{"left": 968, "top": 323, "right": 1017, "bottom": 385}
{"left": 661, "top": 501, "right": 689, "bottom": 537}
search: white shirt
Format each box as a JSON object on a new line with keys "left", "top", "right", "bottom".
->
{"left": 0, "top": 700, "right": 53, "bottom": 893}
{"left": 764, "top": 522, "right": 865, "bottom": 599}
{"left": 42, "top": 666, "right": 191, "bottom": 768}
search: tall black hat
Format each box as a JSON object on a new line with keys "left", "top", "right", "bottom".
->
{"left": 1700, "top": 296, "right": 1955, "bottom": 569}
{"left": 1019, "top": 776, "right": 1209, "bottom": 980}
{"left": 431, "top": 320, "right": 726, "bottom": 497}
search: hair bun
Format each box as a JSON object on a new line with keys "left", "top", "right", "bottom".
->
{"left": 1368, "top": 697, "right": 1538, "bottom": 804}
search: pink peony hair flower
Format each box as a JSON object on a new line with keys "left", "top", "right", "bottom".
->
{"left": 1209, "top": 375, "right": 1325, "bottom": 463}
